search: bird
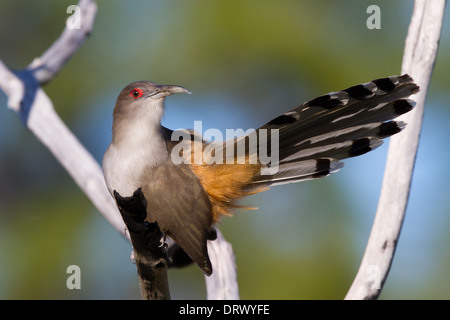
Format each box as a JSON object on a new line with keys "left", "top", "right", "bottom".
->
{"left": 103, "top": 74, "right": 419, "bottom": 276}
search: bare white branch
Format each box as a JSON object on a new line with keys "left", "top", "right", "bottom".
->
{"left": 0, "top": 59, "right": 25, "bottom": 112}
{"left": 345, "top": 0, "right": 446, "bottom": 300}
{"left": 0, "top": 0, "right": 127, "bottom": 238}
{"left": 205, "top": 229, "right": 240, "bottom": 300}
{"left": 28, "top": 0, "right": 98, "bottom": 84}
{"left": 1, "top": 5, "right": 126, "bottom": 240}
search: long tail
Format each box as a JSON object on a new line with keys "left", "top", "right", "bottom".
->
{"left": 252, "top": 74, "right": 419, "bottom": 187}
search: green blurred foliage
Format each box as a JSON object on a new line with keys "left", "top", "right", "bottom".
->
{"left": 0, "top": 0, "right": 449, "bottom": 299}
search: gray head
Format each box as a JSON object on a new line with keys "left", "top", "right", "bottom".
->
{"left": 111, "top": 81, "right": 190, "bottom": 144}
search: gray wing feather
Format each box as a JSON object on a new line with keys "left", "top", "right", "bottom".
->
{"left": 142, "top": 162, "right": 214, "bottom": 276}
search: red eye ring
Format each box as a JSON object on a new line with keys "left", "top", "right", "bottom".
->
{"left": 129, "top": 88, "right": 144, "bottom": 99}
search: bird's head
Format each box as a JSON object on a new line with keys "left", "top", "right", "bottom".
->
{"left": 111, "top": 81, "right": 190, "bottom": 144}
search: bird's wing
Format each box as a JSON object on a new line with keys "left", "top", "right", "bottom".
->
{"left": 141, "top": 162, "right": 215, "bottom": 276}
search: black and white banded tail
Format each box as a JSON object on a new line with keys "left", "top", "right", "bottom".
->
{"left": 254, "top": 74, "right": 420, "bottom": 186}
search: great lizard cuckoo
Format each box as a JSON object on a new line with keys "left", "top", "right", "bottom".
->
{"left": 103, "top": 74, "right": 419, "bottom": 276}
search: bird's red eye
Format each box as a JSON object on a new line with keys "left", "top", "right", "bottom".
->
{"left": 129, "top": 88, "right": 144, "bottom": 99}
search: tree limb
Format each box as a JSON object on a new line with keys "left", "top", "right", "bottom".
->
{"left": 205, "top": 229, "right": 240, "bottom": 300}
{"left": 0, "top": 0, "right": 127, "bottom": 238}
{"left": 345, "top": 0, "right": 446, "bottom": 300}
{"left": 27, "top": 0, "right": 97, "bottom": 85}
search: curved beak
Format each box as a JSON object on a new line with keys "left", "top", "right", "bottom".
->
{"left": 147, "top": 84, "right": 191, "bottom": 99}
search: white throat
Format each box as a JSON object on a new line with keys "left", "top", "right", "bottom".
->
{"left": 103, "top": 99, "right": 169, "bottom": 197}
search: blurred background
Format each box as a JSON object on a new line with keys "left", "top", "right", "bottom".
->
{"left": 0, "top": 0, "right": 449, "bottom": 299}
